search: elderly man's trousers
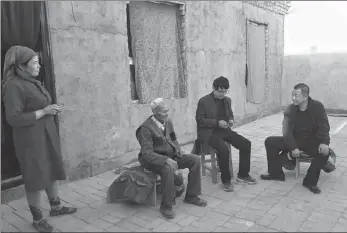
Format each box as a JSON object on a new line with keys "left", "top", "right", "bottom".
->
{"left": 139, "top": 154, "right": 202, "bottom": 207}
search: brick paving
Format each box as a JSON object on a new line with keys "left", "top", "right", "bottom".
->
{"left": 2, "top": 113, "right": 347, "bottom": 232}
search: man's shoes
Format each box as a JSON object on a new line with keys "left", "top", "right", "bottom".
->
{"left": 160, "top": 204, "right": 175, "bottom": 219}
{"left": 237, "top": 175, "right": 257, "bottom": 185}
{"left": 302, "top": 183, "right": 321, "bottom": 194}
{"left": 260, "top": 174, "right": 285, "bottom": 181}
{"left": 183, "top": 196, "right": 207, "bottom": 207}
{"left": 222, "top": 182, "right": 234, "bottom": 192}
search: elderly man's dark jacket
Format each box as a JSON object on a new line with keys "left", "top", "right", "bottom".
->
{"left": 282, "top": 97, "right": 330, "bottom": 151}
{"left": 136, "top": 116, "right": 181, "bottom": 168}
{"left": 195, "top": 92, "right": 234, "bottom": 144}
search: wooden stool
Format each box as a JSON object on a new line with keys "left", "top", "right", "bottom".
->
{"left": 128, "top": 165, "right": 161, "bottom": 206}
{"left": 200, "top": 143, "right": 233, "bottom": 183}
{"left": 295, "top": 156, "right": 313, "bottom": 179}
{"left": 143, "top": 168, "right": 161, "bottom": 206}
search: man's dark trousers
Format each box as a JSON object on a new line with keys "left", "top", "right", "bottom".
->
{"left": 264, "top": 136, "right": 329, "bottom": 185}
{"left": 139, "top": 154, "right": 201, "bottom": 207}
{"left": 209, "top": 128, "right": 251, "bottom": 184}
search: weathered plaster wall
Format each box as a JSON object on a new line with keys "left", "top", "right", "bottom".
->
{"left": 282, "top": 53, "right": 347, "bottom": 111}
{"left": 47, "top": 1, "right": 285, "bottom": 180}
{"left": 186, "top": 1, "right": 284, "bottom": 123}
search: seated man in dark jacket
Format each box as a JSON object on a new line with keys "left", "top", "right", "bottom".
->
{"left": 136, "top": 98, "right": 207, "bottom": 220}
{"left": 196, "top": 76, "right": 256, "bottom": 192}
{"left": 261, "top": 83, "right": 330, "bottom": 194}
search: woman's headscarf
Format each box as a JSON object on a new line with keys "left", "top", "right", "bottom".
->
{"left": 2, "top": 45, "right": 37, "bottom": 84}
{"left": 2, "top": 45, "right": 51, "bottom": 102}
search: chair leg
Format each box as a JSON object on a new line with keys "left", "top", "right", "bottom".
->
{"left": 228, "top": 144, "right": 234, "bottom": 179}
{"left": 211, "top": 152, "right": 218, "bottom": 183}
{"left": 201, "top": 154, "right": 206, "bottom": 176}
{"left": 151, "top": 182, "right": 157, "bottom": 206}
{"left": 217, "top": 160, "right": 220, "bottom": 173}
{"left": 295, "top": 159, "right": 300, "bottom": 179}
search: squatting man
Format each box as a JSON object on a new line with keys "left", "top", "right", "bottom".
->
{"left": 261, "top": 83, "right": 331, "bottom": 194}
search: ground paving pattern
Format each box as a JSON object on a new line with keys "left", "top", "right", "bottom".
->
{"left": 2, "top": 113, "right": 347, "bottom": 232}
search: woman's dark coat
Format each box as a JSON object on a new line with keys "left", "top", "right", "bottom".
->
{"left": 3, "top": 75, "right": 66, "bottom": 192}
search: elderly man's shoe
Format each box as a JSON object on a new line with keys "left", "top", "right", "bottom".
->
{"left": 160, "top": 204, "right": 175, "bottom": 219}
{"left": 184, "top": 195, "right": 207, "bottom": 207}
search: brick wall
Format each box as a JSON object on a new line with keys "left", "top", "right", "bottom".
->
{"left": 154, "top": 1, "right": 291, "bottom": 16}
{"left": 245, "top": 1, "right": 291, "bottom": 15}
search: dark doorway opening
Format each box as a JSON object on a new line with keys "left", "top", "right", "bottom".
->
{"left": 1, "top": 1, "right": 57, "bottom": 191}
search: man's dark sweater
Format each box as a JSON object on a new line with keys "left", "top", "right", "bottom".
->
{"left": 293, "top": 109, "right": 315, "bottom": 148}
{"left": 215, "top": 98, "right": 228, "bottom": 122}
{"left": 283, "top": 97, "right": 330, "bottom": 151}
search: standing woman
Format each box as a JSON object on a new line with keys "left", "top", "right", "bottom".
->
{"left": 2, "top": 46, "right": 77, "bottom": 232}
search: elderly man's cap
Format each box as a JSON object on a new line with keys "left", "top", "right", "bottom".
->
{"left": 150, "top": 97, "right": 164, "bottom": 112}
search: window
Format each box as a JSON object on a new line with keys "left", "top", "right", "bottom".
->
{"left": 245, "top": 20, "right": 267, "bottom": 104}
{"left": 127, "top": 1, "right": 187, "bottom": 103}
{"left": 126, "top": 4, "right": 138, "bottom": 101}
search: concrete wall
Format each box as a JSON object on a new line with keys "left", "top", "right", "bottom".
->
{"left": 47, "top": 1, "right": 285, "bottom": 180}
{"left": 282, "top": 53, "right": 347, "bottom": 111}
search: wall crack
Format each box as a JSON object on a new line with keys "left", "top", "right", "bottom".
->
{"left": 51, "top": 26, "right": 127, "bottom": 37}
{"left": 70, "top": 1, "right": 77, "bottom": 23}
{"left": 187, "top": 48, "right": 245, "bottom": 56}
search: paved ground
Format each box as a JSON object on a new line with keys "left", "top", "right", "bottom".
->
{"left": 2, "top": 113, "right": 347, "bottom": 232}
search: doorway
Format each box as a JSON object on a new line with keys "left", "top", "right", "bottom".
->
{"left": 1, "top": 1, "right": 57, "bottom": 191}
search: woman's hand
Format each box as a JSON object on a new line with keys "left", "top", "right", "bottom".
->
{"left": 43, "top": 104, "right": 63, "bottom": 115}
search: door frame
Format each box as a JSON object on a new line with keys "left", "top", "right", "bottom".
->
{"left": 40, "top": 1, "right": 59, "bottom": 129}
{"left": 1, "top": 1, "right": 58, "bottom": 197}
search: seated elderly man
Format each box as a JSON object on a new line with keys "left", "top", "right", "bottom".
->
{"left": 136, "top": 98, "right": 207, "bottom": 219}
